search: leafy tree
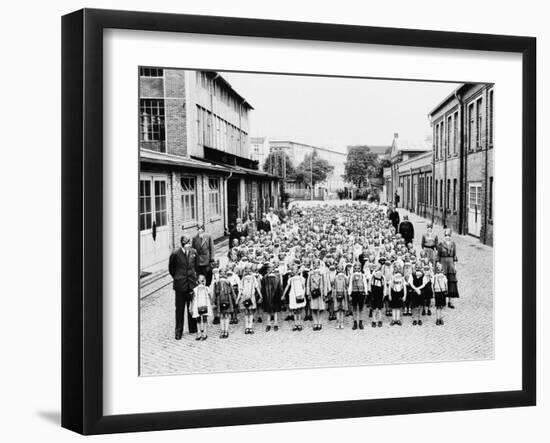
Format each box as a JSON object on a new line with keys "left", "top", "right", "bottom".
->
{"left": 344, "top": 145, "right": 381, "bottom": 187}
{"left": 263, "top": 150, "right": 295, "bottom": 178}
{"left": 292, "top": 150, "right": 334, "bottom": 187}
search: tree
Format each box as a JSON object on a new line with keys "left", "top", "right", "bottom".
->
{"left": 263, "top": 150, "right": 295, "bottom": 178}
{"left": 292, "top": 150, "right": 334, "bottom": 187}
{"left": 344, "top": 145, "right": 380, "bottom": 188}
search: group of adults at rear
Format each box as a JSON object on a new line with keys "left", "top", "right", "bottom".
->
{"left": 168, "top": 207, "right": 285, "bottom": 340}
{"left": 386, "top": 201, "right": 460, "bottom": 308}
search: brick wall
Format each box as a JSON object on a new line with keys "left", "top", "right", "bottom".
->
{"left": 164, "top": 70, "right": 187, "bottom": 157}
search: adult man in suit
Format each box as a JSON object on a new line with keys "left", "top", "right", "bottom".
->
{"left": 191, "top": 224, "right": 215, "bottom": 286}
{"left": 387, "top": 203, "right": 400, "bottom": 233}
{"left": 229, "top": 218, "right": 248, "bottom": 246}
{"left": 168, "top": 235, "right": 198, "bottom": 340}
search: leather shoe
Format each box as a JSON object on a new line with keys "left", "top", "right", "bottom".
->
{"left": 175, "top": 331, "right": 182, "bottom": 340}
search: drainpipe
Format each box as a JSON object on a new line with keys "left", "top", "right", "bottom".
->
{"left": 483, "top": 86, "right": 490, "bottom": 244}
{"left": 455, "top": 89, "right": 465, "bottom": 235}
{"left": 443, "top": 111, "right": 448, "bottom": 229}
{"left": 428, "top": 115, "right": 435, "bottom": 224}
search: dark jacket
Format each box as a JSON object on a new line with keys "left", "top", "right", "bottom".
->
{"left": 168, "top": 247, "right": 198, "bottom": 292}
{"left": 191, "top": 233, "right": 215, "bottom": 267}
{"left": 229, "top": 226, "right": 248, "bottom": 246}
{"left": 388, "top": 210, "right": 400, "bottom": 229}
{"left": 398, "top": 220, "right": 415, "bottom": 243}
{"left": 257, "top": 220, "right": 271, "bottom": 233}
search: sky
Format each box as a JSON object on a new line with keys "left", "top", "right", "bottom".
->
{"left": 221, "top": 71, "right": 460, "bottom": 153}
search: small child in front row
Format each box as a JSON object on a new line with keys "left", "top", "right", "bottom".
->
{"left": 192, "top": 274, "right": 213, "bottom": 341}
{"left": 237, "top": 265, "right": 262, "bottom": 334}
{"left": 213, "top": 268, "right": 236, "bottom": 339}
{"left": 283, "top": 265, "right": 307, "bottom": 331}
{"left": 433, "top": 263, "right": 448, "bottom": 325}
{"left": 226, "top": 264, "right": 241, "bottom": 325}
{"left": 332, "top": 265, "right": 349, "bottom": 329}
{"left": 369, "top": 265, "right": 385, "bottom": 328}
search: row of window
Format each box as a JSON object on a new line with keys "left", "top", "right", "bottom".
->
{"left": 399, "top": 173, "right": 494, "bottom": 222}
{"left": 434, "top": 88, "right": 494, "bottom": 160}
{"left": 196, "top": 105, "right": 248, "bottom": 155}
{"left": 139, "top": 176, "right": 222, "bottom": 231}
{"left": 140, "top": 67, "right": 164, "bottom": 77}
{"left": 434, "top": 112, "right": 459, "bottom": 159}
{"left": 195, "top": 71, "right": 245, "bottom": 113}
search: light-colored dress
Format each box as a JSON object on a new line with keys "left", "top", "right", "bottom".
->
{"left": 306, "top": 270, "right": 326, "bottom": 311}
{"left": 191, "top": 284, "right": 213, "bottom": 318}
{"left": 288, "top": 275, "right": 307, "bottom": 310}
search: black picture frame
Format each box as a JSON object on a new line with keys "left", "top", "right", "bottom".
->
{"left": 61, "top": 8, "right": 536, "bottom": 435}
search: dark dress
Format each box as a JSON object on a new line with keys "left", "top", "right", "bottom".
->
{"left": 214, "top": 279, "right": 235, "bottom": 314}
{"left": 437, "top": 240, "right": 460, "bottom": 298}
{"left": 410, "top": 273, "right": 424, "bottom": 308}
{"left": 390, "top": 274, "right": 405, "bottom": 309}
{"left": 370, "top": 274, "right": 384, "bottom": 310}
{"left": 261, "top": 272, "right": 283, "bottom": 314}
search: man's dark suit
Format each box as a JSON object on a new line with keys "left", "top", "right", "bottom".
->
{"left": 168, "top": 247, "right": 198, "bottom": 334}
{"left": 229, "top": 226, "right": 248, "bottom": 246}
{"left": 192, "top": 233, "right": 215, "bottom": 285}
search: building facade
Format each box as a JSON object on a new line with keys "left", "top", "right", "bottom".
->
{"left": 139, "top": 68, "right": 279, "bottom": 273}
{"left": 385, "top": 84, "right": 494, "bottom": 246}
{"left": 250, "top": 137, "right": 271, "bottom": 171}
{"left": 268, "top": 140, "right": 348, "bottom": 198}
{"left": 429, "top": 83, "right": 494, "bottom": 245}
{"left": 385, "top": 133, "right": 432, "bottom": 204}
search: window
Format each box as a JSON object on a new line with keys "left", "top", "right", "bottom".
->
{"left": 435, "top": 180, "right": 438, "bottom": 208}
{"left": 447, "top": 116, "right": 452, "bottom": 155}
{"left": 434, "top": 125, "right": 438, "bottom": 159}
{"left": 181, "top": 177, "right": 197, "bottom": 222}
{"left": 453, "top": 112, "right": 458, "bottom": 155}
{"left": 208, "top": 177, "right": 221, "bottom": 217}
{"left": 440, "top": 122, "right": 444, "bottom": 158}
{"left": 489, "top": 90, "right": 494, "bottom": 146}
{"left": 440, "top": 180, "right": 443, "bottom": 208}
{"left": 468, "top": 103, "right": 475, "bottom": 151}
{"left": 140, "top": 99, "right": 165, "bottom": 143}
{"left": 430, "top": 177, "right": 433, "bottom": 204}
{"left": 140, "top": 178, "right": 167, "bottom": 231}
{"left": 453, "top": 178, "right": 457, "bottom": 211}
{"left": 139, "top": 67, "right": 163, "bottom": 77}
{"left": 139, "top": 180, "right": 152, "bottom": 230}
{"left": 446, "top": 179, "right": 450, "bottom": 210}
{"left": 476, "top": 98, "right": 483, "bottom": 149}
{"left": 154, "top": 180, "right": 167, "bottom": 226}
{"left": 489, "top": 176, "right": 494, "bottom": 219}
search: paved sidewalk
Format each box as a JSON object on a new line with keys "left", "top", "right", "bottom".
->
{"left": 140, "top": 201, "right": 494, "bottom": 376}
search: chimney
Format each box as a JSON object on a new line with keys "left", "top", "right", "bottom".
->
{"left": 394, "top": 133, "right": 399, "bottom": 139}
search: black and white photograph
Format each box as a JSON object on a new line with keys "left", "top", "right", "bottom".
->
{"left": 138, "top": 68, "right": 495, "bottom": 376}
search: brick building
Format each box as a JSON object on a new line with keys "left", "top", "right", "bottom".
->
{"left": 384, "top": 134, "right": 431, "bottom": 204}
{"left": 139, "top": 68, "right": 279, "bottom": 273}
{"left": 429, "top": 83, "right": 494, "bottom": 245}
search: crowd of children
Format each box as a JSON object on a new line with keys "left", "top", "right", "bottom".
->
{"left": 190, "top": 202, "right": 458, "bottom": 339}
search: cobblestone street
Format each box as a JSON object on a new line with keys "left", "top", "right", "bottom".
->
{"left": 140, "top": 201, "right": 494, "bottom": 376}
